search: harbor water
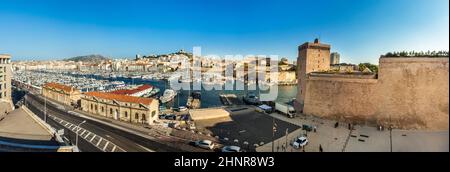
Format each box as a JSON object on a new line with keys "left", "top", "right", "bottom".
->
{"left": 72, "top": 74, "right": 297, "bottom": 108}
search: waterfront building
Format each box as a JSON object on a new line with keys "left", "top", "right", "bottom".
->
{"left": 42, "top": 82, "right": 81, "bottom": 106}
{"left": 330, "top": 52, "right": 340, "bottom": 65}
{"left": 0, "top": 54, "right": 13, "bottom": 113}
{"left": 110, "top": 84, "right": 153, "bottom": 97}
{"left": 81, "top": 92, "right": 159, "bottom": 125}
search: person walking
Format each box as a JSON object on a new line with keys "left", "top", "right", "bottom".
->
{"left": 319, "top": 144, "right": 323, "bottom": 152}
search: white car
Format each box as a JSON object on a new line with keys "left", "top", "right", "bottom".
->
{"left": 292, "top": 137, "right": 308, "bottom": 149}
{"left": 221, "top": 146, "right": 241, "bottom": 152}
{"left": 178, "top": 106, "right": 188, "bottom": 112}
{"left": 194, "top": 140, "right": 215, "bottom": 150}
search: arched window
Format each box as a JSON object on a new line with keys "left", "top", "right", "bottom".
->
{"left": 110, "top": 108, "right": 113, "bottom": 115}
{"left": 91, "top": 104, "right": 93, "bottom": 110}
{"left": 125, "top": 111, "right": 128, "bottom": 117}
{"left": 101, "top": 107, "right": 104, "bottom": 112}
{"left": 95, "top": 105, "right": 98, "bottom": 111}
{"left": 142, "top": 114, "right": 146, "bottom": 121}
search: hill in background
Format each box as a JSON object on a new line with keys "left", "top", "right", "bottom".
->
{"left": 63, "top": 54, "right": 110, "bottom": 62}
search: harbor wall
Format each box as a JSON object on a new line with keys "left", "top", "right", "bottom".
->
{"left": 303, "top": 57, "right": 449, "bottom": 130}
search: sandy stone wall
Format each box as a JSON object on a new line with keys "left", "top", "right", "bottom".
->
{"left": 303, "top": 57, "right": 449, "bottom": 130}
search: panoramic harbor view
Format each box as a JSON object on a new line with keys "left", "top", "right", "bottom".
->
{"left": 0, "top": 0, "right": 448, "bottom": 161}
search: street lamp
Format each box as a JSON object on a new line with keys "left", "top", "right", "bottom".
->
{"left": 44, "top": 94, "right": 47, "bottom": 122}
{"left": 75, "top": 120, "right": 87, "bottom": 148}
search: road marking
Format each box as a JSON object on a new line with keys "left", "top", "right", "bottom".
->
{"left": 64, "top": 123, "right": 69, "bottom": 127}
{"left": 90, "top": 135, "right": 96, "bottom": 142}
{"left": 80, "top": 130, "right": 86, "bottom": 136}
{"left": 84, "top": 132, "right": 91, "bottom": 139}
{"left": 103, "top": 142, "right": 109, "bottom": 151}
{"left": 96, "top": 138, "right": 103, "bottom": 146}
{"left": 111, "top": 145, "right": 117, "bottom": 152}
{"left": 136, "top": 144, "right": 155, "bottom": 152}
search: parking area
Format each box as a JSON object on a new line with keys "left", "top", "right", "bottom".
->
{"left": 192, "top": 106, "right": 300, "bottom": 151}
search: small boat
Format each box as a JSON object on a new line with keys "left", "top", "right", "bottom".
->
{"left": 142, "top": 87, "right": 160, "bottom": 97}
{"left": 160, "top": 89, "right": 177, "bottom": 104}
{"left": 129, "top": 75, "right": 141, "bottom": 79}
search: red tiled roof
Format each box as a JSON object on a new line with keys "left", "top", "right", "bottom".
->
{"left": 110, "top": 84, "right": 153, "bottom": 95}
{"left": 43, "top": 82, "right": 77, "bottom": 93}
{"left": 84, "top": 92, "right": 154, "bottom": 105}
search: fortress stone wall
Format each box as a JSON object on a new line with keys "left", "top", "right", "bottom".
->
{"left": 303, "top": 57, "right": 449, "bottom": 130}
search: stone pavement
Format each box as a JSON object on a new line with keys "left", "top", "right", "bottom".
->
{"left": 257, "top": 113, "right": 351, "bottom": 152}
{"left": 258, "top": 112, "right": 449, "bottom": 152}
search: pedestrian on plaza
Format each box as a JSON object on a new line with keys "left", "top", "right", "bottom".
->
{"left": 313, "top": 126, "right": 317, "bottom": 133}
{"left": 319, "top": 144, "right": 323, "bottom": 152}
{"left": 348, "top": 123, "right": 351, "bottom": 130}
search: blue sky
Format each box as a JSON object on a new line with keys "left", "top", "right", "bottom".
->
{"left": 0, "top": 0, "right": 448, "bottom": 64}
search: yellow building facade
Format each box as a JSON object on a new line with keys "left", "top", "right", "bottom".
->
{"left": 81, "top": 92, "right": 159, "bottom": 125}
{"left": 42, "top": 82, "right": 81, "bottom": 106}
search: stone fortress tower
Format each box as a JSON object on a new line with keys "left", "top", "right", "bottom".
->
{"left": 296, "top": 39, "right": 331, "bottom": 112}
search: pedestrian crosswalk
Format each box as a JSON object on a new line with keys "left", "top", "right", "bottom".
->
{"left": 49, "top": 115, "right": 126, "bottom": 152}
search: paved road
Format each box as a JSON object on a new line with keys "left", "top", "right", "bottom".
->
{"left": 24, "top": 93, "right": 188, "bottom": 152}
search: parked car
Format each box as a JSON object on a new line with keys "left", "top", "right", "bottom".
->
{"left": 194, "top": 140, "right": 215, "bottom": 150}
{"left": 165, "top": 114, "right": 177, "bottom": 120}
{"left": 178, "top": 106, "right": 188, "bottom": 112}
{"left": 158, "top": 114, "right": 166, "bottom": 119}
{"left": 221, "top": 146, "right": 241, "bottom": 152}
{"left": 292, "top": 137, "right": 308, "bottom": 149}
{"left": 302, "top": 124, "right": 313, "bottom": 132}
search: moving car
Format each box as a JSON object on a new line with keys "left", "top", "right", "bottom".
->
{"left": 292, "top": 137, "right": 308, "bottom": 149}
{"left": 221, "top": 146, "right": 241, "bottom": 152}
{"left": 194, "top": 140, "right": 215, "bottom": 150}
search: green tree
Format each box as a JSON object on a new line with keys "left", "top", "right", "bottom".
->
{"left": 358, "top": 63, "right": 378, "bottom": 73}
